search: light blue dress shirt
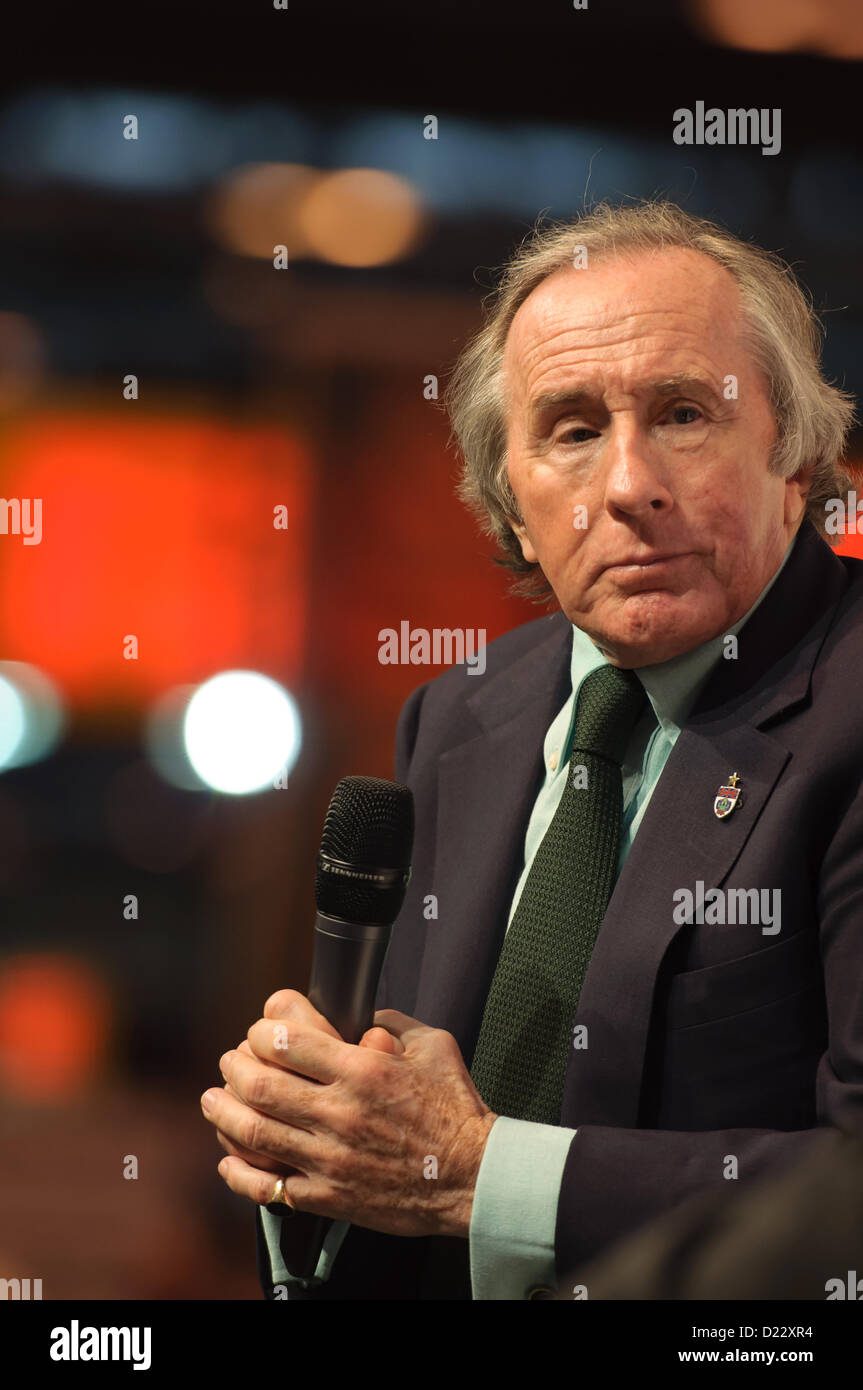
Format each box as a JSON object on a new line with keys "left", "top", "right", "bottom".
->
{"left": 262, "top": 534, "right": 796, "bottom": 1298}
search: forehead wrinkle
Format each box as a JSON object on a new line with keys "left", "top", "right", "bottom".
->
{"left": 518, "top": 334, "right": 726, "bottom": 409}
{"left": 512, "top": 307, "right": 688, "bottom": 365}
{"left": 519, "top": 308, "right": 728, "bottom": 361}
{"left": 503, "top": 271, "right": 748, "bottom": 418}
{"left": 528, "top": 372, "right": 724, "bottom": 420}
{"left": 512, "top": 313, "right": 733, "bottom": 386}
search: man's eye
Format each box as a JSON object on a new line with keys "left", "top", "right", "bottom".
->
{"left": 558, "top": 426, "right": 597, "bottom": 444}
{"left": 668, "top": 404, "right": 702, "bottom": 425}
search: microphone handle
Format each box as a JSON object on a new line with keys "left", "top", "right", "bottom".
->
{"left": 307, "top": 913, "right": 394, "bottom": 1045}
{"left": 267, "top": 913, "right": 393, "bottom": 1281}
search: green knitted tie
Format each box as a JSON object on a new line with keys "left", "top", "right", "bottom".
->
{"left": 470, "top": 663, "right": 647, "bottom": 1125}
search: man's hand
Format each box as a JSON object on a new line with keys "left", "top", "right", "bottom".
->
{"left": 200, "top": 989, "right": 497, "bottom": 1239}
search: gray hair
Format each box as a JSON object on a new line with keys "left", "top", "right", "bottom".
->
{"left": 446, "top": 199, "right": 858, "bottom": 600}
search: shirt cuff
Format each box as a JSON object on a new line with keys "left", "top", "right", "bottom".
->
{"left": 469, "top": 1115, "right": 577, "bottom": 1300}
{"left": 260, "top": 1209, "right": 350, "bottom": 1294}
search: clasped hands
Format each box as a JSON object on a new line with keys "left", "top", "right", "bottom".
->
{"left": 200, "top": 989, "right": 497, "bottom": 1239}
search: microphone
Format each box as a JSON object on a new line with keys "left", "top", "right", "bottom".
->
{"left": 267, "top": 775, "right": 414, "bottom": 1280}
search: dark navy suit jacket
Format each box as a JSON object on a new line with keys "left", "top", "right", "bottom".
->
{"left": 258, "top": 518, "right": 863, "bottom": 1298}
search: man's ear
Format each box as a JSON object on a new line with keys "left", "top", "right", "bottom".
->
{"left": 796, "top": 462, "right": 814, "bottom": 495}
{"left": 787, "top": 464, "right": 814, "bottom": 523}
{"left": 511, "top": 519, "right": 539, "bottom": 565}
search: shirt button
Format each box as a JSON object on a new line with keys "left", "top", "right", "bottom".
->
{"left": 526, "top": 1284, "right": 555, "bottom": 1300}
{"left": 549, "top": 750, "right": 559, "bottom": 771}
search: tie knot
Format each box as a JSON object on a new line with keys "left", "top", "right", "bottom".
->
{"left": 570, "top": 663, "right": 647, "bottom": 764}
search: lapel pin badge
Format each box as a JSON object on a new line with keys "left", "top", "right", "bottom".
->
{"left": 714, "top": 771, "right": 742, "bottom": 819}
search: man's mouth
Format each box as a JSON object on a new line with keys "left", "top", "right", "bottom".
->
{"left": 605, "top": 552, "right": 691, "bottom": 572}
{"left": 602, "top": 553, "right": 693, "bottom": 585}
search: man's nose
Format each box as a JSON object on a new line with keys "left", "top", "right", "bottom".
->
{"left": 601, "top": 421, "right": 674, "bottom": 518}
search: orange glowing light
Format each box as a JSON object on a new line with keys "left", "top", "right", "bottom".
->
{"left": 690, "top": 0, "right": 863, "bottom": 58}
{"left": 298, "top": 168, "right": 424, "bottom": 267}
{"left": 0, "top": 412, "right": 313, "bottom": 709}
{"left": 0, "top": 954, "right": 112, "bottom": 1099}
{"left": 207, "top": 162, "right": 320, "bottom": 260}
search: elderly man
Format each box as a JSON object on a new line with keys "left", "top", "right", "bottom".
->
{"left": 200, "top": 200, "right": 860, "bottom": 1300}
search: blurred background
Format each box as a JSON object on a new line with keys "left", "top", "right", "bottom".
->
{"left": 0, "top": 0, "right": 861, "bottom": 1298}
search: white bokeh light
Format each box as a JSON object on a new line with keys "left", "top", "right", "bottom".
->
{"left": 0, "top": 675, "right": 26, "bottom": 768}
{"left": 0, "top": 662, "right": 64, "bottom": 771}
{"left": 183, "top": 670, "right": 301, "bottom": 795}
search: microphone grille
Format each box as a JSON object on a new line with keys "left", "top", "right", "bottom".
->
{"left": 315, "top": 776, "right": 414, "bottom": 924}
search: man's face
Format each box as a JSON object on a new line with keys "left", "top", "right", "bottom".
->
{"left": 503, "top": 247, "right": 811, "bottom": 667}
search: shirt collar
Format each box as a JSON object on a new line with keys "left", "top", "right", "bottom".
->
{"left": 569, "top": 530, "right": 799, "bottom": 733}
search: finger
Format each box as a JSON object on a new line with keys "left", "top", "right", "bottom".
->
{"left": 358, "top": 1026, "right": 405, "bottom": 1055}
{"left": 217, "top": 1154, "right": 330, "bottom": 1219}
{"left": 262, "top": 988, "right": 344, "bottom": 1042}
{"left": 369, "top": 1008, "right": 430, "bottom": 1049}
{"left": 201, "top": 1086, "right": 319, "bottom": 1169}
{"left": 219, "top": 1039, "right": 255, "bottom": 1078}
{"left": 222, "top": 1079, "right": 281, "bottom": 1146}
{"left": 219, "top": 1063, "right": 304, "bottom": 1172}
{"left": 216, "top": 1046, "right": 305, "bottom": 1171}
{"left": 246, "top": 1015, "right": 349, "bottom": 1083}
{"left": 220, "top": 1047, "right": 321, "bottom": 1125}
{"left": 215, "top": 1129, "right": 294, "bottom": 1175}
{"left": 217, "top": 1154, "right": 302, "bottom": 1209}
{"left": 235, "top": 1038, "right": 302, "bottom": 1076}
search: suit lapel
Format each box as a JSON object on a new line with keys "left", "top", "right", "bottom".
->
{"left": 563, "top": 521, "right": 851, "bottom": 1126}
{"left": 561, "top": 721, "right": 792, "bottom": 1125}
